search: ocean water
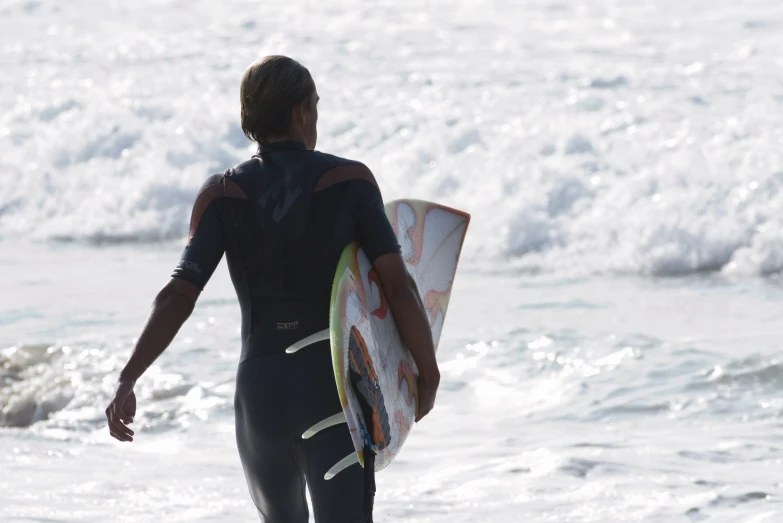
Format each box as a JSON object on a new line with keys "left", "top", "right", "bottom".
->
{"left": 2, "top": 0, "right": 783, "bottom": 521}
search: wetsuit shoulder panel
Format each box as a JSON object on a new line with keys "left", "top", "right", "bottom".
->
{"left": 314, "top": 162, "right": 380, "bottom": 194}
{"left": 187, "top": 173, "right": 248, "bottom": 239}
{"left": 309, "top": 157, "right": 399, "bottom": 262}
{"left": 173, "top": 173, "right": 247, "bottom": 290}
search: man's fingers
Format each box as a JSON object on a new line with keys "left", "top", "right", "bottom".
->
{"left": 108, "top": 422, "right": 134, "bottom": 442}
{"left": 108, "top": 426, "right": 132, "bottom": 442}
{"left": 109, "top": 415, "right": 134, "bottom": 436}
{"left": 109, "top": 430, "right": 133, "bottom": 442}
{"left": 108, "top": 418, "right": 134, "bottom": 440}
{"left": 106, "top": 405, "right": 135, "bottom": 440}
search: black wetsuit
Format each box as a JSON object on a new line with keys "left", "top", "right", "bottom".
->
{"left": 171, "top": 141, "right": 400, "bottom": 523}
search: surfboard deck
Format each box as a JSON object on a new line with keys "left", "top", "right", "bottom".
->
{"left": 329, "top": 199, "right": 470, "bottom": 475}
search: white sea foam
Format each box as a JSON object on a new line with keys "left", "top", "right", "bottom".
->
{"left": 2, "top": 0, "right": 782, "bottom": 277}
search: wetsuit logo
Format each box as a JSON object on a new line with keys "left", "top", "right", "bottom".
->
{"left": 257, "top": 173, "right": 303, "bottom": 223}
{"left": 276, "top": 321, "right": 299, "bottom": 330}
{"left": 181, "top": 260, "right": 202, "bottom": 273}
{"left": 348, "top": 326, "right": 391, "bottom": 450}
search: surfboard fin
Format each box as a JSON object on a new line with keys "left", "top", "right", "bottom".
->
{"left": 285, "top": 329, "right": 330, "bottom": 354}
{"left": 302, "top": 412, "right": 346, "bottom": 439}
{"left": 324, "top": 453, "right": 360, "bottom": 480}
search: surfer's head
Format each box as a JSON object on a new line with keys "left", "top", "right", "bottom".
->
{"left": 240, "top": 55, "right": 318, "bottom": 150}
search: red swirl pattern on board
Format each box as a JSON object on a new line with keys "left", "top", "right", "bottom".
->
{"left": 367, "top": 268, "right": 388, "bottom": 319}
{"left": 397, "top": 360, "right": 418, "bottom": 407}
{"left": 394, "top": 410, "right": 411, "bottom": 434}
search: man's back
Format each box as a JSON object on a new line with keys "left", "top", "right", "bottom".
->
{"left": 172, "top": 140, "right": 400, "bottom": 363}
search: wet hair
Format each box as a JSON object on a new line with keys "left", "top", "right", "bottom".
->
{"left": 240, "top": 55, "right": 315, "bottom": 144}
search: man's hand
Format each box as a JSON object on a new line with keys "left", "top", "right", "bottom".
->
{"left": 415, "top": 369, "right": 440, "bottom": 422}
{"left": 106, "top": 379, "right": 136, "bottom": 442}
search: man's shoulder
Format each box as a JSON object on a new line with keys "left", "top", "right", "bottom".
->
{"left": 194, "top": 162, "right": 252, "bottom": 202}
{"left": 311, "top": 152, "right": 379, "bottom": 193}
{"left": 224, "top": 157, "right": 261, "bottom": 179}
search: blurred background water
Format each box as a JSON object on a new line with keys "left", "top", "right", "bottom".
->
{"left": 2, "top": 0, "right": 783, "bottom": 521}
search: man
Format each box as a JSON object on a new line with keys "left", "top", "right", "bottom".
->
{"left": 105, "top": 55, "right": 441, "bottom": 523}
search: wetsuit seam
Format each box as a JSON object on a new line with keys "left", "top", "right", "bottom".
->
{"left": 248, "top": 497, "right": 276, "bottom": 523}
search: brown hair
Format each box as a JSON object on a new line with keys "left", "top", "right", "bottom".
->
{"left": 240, "top": 55, "right": 315, "bottom": 144}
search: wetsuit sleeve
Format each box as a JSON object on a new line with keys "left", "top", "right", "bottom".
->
{"left": 351, "top": 180, "right": 401, "bottom": 262}
{"left": 172, "top": 174, "right": 227, "bottom": 290}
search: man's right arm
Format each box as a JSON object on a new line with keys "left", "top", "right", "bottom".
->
{"left": 347, "top": 174, "right": 441, "bottom": 421}
{"left": 371, "top": 253, "right": 441, "bottom": 421}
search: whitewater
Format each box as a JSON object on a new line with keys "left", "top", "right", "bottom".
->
{"left": 2, "top": 0, "right": 783, "bottom": 521}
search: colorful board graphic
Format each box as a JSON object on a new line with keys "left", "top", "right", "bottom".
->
{"left": 329, "top": 199, "right": 470, "bottom": 475}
